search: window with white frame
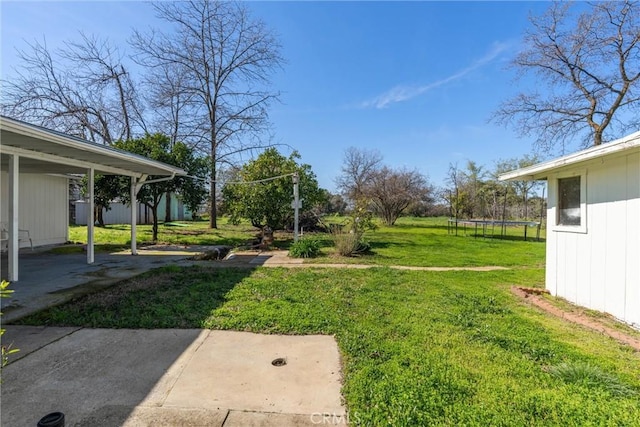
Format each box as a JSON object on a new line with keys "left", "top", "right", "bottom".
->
{"left": 557, "top": 176, "right": 581, "bottom": 225}
{"left": 554, "top": 171, "right": 587, "bottom": 233}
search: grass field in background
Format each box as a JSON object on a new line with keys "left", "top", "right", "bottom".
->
{"left": 55, "top": 218, "right": 257, "bottom": 253}
{"left": 61, "top": 216, "right": 546, "bottom": 268}
{"left": 306, "top": 216, "right": 546, "bottom": 268}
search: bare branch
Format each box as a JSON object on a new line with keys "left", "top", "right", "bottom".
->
{"left": 492, "top": 0, "right": 640, "bottom": 152}
{"left": 1, "top": 34, "right": 146, "bottom": 144}
{"left": 131, "top": 0, "right": 284, "bottom": 227}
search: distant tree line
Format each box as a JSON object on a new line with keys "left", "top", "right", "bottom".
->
{"left": 334, "top": 147, "right": 434, "bottom": 226}
{"left": 443, "top": 157, "right": 545, "bottom": 222}
{"left": 331, "top": 148, "right": 546, "bottom": 224}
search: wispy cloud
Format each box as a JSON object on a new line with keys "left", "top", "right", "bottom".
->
{"left": 361, "top": 41, "right": 513, "bottom": 109}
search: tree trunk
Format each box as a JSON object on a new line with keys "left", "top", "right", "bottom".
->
{"left": 95, "top": 205, "right": 105, "bottom": 227}
{"left": 165, "top": 190, "right": 172, "bottom": 222}
{"left": 113, "top": 67, "right": 131, "bottom": 141}
{"left": 151, "top": 204, "right": 158, "bottom": 242}
{"left": 594, "top": 130, "right": 603, "bottom": 146}
{"left": 210, "top": 182, "right": 217, "bottom": 228}
{"left": 209, "top": 140, "right": 217, "bottom": 229}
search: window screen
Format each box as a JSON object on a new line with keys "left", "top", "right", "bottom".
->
{"left": 558, "top": 176, "right": 581, "bottom": 226}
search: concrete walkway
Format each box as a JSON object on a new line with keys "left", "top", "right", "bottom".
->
{"left": 0, "top": 245, "right": 207, "bottom": 322}
{"left": 234, "top": 249, "right": 510, "bottom": 272}
{"left": 1, "top": 326, "right": 346, "bottom": 427}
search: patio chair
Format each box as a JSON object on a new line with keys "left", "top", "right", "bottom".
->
{"left": 0, "top": 222, "right": 34, "bottom": 251}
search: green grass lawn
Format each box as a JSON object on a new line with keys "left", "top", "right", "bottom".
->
{"left": 25, "top": 216, "right": 640, "bottom": 425}
{"left": 61, "top": 216, "right": 545, "bottom": 268}
{"left": 306, "top": 217, "right": 546, "bottom": 268}
{"left": 18, "top": 265, "right": 640, "bottom": 425}
{"left": 56, "top": 217, "right": 258, "bottom": 253}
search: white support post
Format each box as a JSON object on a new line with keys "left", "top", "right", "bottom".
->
{"left": 87, "top": 168, "right": 95, "bottom": 264}
{"left": 8, "top": 155, "right": 19, "bottom": 281}
{"left": 293, "top": 172, "right": 299, "bottom": 242}
{"left": 65, "top": 177, "right": 70, "bottom": 243}
{"left": 131, "top": 176, "right": 137, "bottom": 255}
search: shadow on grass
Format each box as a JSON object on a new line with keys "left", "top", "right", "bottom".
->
{"left": 368, "top": 241, "right": 393, "bottom": 250}
{"left": 468, "top": 234, "right": 546, "bottom": 243}
{"left": 2, "top": 264, "right": 247, "bottom": 426}
{"left": 13, "top": 265, "right": 256, "bottom": 329}
{"left": 390, "top": 222, "right": 450, "bottom": 231}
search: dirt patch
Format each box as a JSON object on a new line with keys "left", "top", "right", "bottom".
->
{"left": 512, "top": 286, "right": 640, "bottom": 352}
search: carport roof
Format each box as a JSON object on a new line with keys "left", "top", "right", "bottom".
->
{"left": 0, "top": 115, "right": 187, "bottom": 177}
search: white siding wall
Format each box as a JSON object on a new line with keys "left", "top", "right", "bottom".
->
{"left": 75, "top": 201, "right": 149, "bottom": 225}
{"left": 0, "top": 172, "right": 68, "bottom": 247}
{"left": 625, "top": 155, "right": 640, "bottom": 327}
{"left": 546, "top": 152, "right": 640, "bottom": 327}
{"left": 74, "top": 194, "right": 192, "bottom": 225}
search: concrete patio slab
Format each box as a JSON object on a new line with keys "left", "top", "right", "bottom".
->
{"left": 1, "top": 328, "right": 205, "bottom": 427}
{"left": 163, "top": 331, "right": 344, "bottom": 415}
{"left": 1, "top": 328, "right": 345, "bottom": 427}
{"left": 1, "top": 325, "right": 81, "bottom": 362}
{"left": 0, "top": 246, "right": 201, "bottom": 322}
{"left": 224, "top": 410, "right": 347, "bottom": 426}
{"left": 78, "top": 406, "right": 229, "bottom": 427}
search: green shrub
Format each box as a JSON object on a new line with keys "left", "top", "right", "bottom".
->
{"left": 289, "top": 237, "right": 321, "bottom": 258}
{"left": 332, "top": 228, "right": 370, "bottom": 256}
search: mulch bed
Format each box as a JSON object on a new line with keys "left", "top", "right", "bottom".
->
{"left": 511, "top": 286, "right": 640, "bottom": 352}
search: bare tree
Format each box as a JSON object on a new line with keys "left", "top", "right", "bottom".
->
{"left": 365, "top": 167, "right": 431, "bottom": 226}
{"left": 462, "top": 160, "right": 488, "bottom": 218}
{"left": 443, "top": 163, "right": 470, "bottom": 219}
{"left": 145, "top": 62, "right": 201, "bottom": 147}
{"left": 494, "top": 155, "right": 542, "bottom": 219}
{"left": 1, "top": 34, "right": 145, "bottom": 144}
{"left": 494, "top": 1, "right": 640, "bottom": 152}
{"left": 335, "top": 147, "right": 383, "bottom": 206}
{"left": 131, "top": 0, "right": 284, "bottom": 228}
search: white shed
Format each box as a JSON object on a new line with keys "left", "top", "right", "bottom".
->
{"left": 0, "top": 116, "right": 186, "bottom": 281}
{"left": 500, "top": 131, "right": 640, "bottom": 328}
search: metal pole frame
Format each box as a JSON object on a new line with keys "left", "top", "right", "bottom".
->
{"left": 293, "top": 172, "right": 300, "bottom": 242}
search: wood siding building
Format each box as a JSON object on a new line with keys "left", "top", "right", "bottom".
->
{"left": 1, "top": 172, "right": 69, "bottom": 247}
{"left": 500, "top": 131, "right": 640, "bottom": 328}
{"left": 0, "top": 116, "right": 185, "bottom": 281}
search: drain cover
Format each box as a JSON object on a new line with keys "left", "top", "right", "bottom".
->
{"left": 271, "top": 357, "right": 287, "bottom": 367}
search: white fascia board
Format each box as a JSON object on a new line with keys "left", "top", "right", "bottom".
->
{"left": 1, "top": 144, "right": 138, "bottom": 176}
{"left": 499, "top": 131, "right": 640, "bottom": 182}
{"left": 1, "top": 116, "right": 186, "bottom": 176}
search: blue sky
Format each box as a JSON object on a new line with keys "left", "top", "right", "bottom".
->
{"left": 1, "top": 1, "right": 554, "bottom": 192}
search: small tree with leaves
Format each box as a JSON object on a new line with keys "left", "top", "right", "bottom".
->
{"left": 1, "top": 281, "right": 19, "bottom": 377}
{"left": 494, "top": 155, "right": 543, "bottom": 219}
{"left": 222, "top": 148, "right": 325, "bottom": 231}
{"left": 114, "top": 134, "right": 207, "bottom": 241}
